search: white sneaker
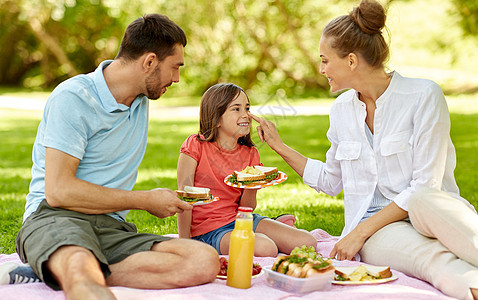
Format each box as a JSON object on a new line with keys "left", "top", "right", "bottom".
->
{"left": 0, "top": 262, "right": 41, "bottom": 284}
{"left": 0, "top": 262, "right": 19, "bottom": 285}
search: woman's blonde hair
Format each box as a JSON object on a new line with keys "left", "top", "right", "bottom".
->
{"left": 198, "top": 83, "right": 254, "bottom": 147}
{"left": 322, "top": 0, "right": 389, "bottom": 68}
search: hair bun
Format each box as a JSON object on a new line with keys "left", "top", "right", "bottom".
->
{"left": 349, "top": 0, "right": 386, "bottom": 35}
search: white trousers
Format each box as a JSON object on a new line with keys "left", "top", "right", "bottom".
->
{"left": 359, "top": 187, "right": 478, "bottom": 300}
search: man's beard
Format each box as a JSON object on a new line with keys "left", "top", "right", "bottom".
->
{"left": 145, "top": 66, "right": 170, "bottom": 100}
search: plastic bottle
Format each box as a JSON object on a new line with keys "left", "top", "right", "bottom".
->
{"left": 226, "top": 206, "right": 255, "bottom": 289}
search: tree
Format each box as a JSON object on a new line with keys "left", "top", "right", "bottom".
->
{"left": 0, "top": 0, "right": 123, "bottom": 88}
{"left": 0, "top": 1, "right": 37, "bottom": 86}
{"left": 452, "top": 0, "right": 478, "bottom": 35}
{"left": 1, "top": 0, "right": 347, "bottom": 96}
{"left": 3, "top": 0, "right": 474, "bottom": 97}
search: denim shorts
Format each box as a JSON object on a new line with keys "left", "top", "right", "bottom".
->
{"left": 192, "top": 213, "right": 267, "bottom": 254}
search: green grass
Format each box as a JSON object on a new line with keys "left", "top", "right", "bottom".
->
{"left": 1, "top": 100, "right": 478, "bottom": 255}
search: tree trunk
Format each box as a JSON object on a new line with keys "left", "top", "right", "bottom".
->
{"left": 27, "top": 17, "right": 78, "bottom": 77}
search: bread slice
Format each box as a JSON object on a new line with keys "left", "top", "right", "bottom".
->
{"left": 255, "top": 166, "right": 279, "bottom": 182}
{"left": 365, "top": 265, "right": 392, "bottom": 279}
{"left": 183, "top": 186, "right": 210, "bottom": 194}
{"left": 272, "top": 255, "right": 288, "bottom": 272}
{"left": 233, "top": 171, "right": 266, "bottom": 182}
{"left": 230, "top": 165, "right": 279, "bottom": 185}
{"left": 335, "top": 265, "right": 392, "bottom": 281}
{"left": 253, "top": 166, "right": 278, "bottom": 176}
{"left": 176, "top": 186, "right": 212, "bottom": 201}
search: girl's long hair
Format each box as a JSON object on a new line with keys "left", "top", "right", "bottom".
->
{"left": 198, "top": 83, "right": 254, "bottom": 147}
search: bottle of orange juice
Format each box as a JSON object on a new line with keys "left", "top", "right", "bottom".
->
{"left": 226, "top": 206, "right": 255, "bottom": 289}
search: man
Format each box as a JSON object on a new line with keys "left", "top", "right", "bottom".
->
{"left": 7, "top": 14, "right": 219, "bottom": 300}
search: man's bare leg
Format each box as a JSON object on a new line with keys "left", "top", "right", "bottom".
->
{"left": 471, "top": 288, "right": 477, "bottom": 300}
{"left": 106, "top": 238, "right": 219, "bottom": 289}
{"left": 47, "top": 245, "right": 116, "bottom": 300}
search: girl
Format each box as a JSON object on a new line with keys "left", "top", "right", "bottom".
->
{"left": 176, "top": 83, "right": 317, "bottom": 256}
{"left": 251, "top": 1, "right": 478, "bottom": 299}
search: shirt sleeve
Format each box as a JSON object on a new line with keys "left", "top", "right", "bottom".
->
{"left": 41, "top": 89, "right": 91, "bottom": 160}
{"left": 302, "top": 107, "right": 343, "bottom": 196}
{"left": 180, "top": 134, "right": 202, "bottom": 162}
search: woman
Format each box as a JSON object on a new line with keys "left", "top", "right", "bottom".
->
{"left": 249, "top": 1, "right": 478, "bottom": 299}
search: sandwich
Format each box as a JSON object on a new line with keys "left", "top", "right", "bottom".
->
{"left": 176, "top": 186, "right": 213, "bottom": 204}
{"left": 228, "top": 166, "right": 279, "bottom": 186}
{"left": 334, "top": 265, "right": 392, "bottom": 281}
{"left": 271, "top": 254, "right": 334, "bottom": 278}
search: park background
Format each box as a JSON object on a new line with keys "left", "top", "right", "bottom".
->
{"left": 1, "top": 0, "right": 478, "bottom": 254}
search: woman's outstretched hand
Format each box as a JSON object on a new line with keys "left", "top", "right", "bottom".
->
{"left": 249, "top": 112, "right": 308, "bottom": 177}
{"left": 248, "top": 112, "right": 283, "bottom": 150}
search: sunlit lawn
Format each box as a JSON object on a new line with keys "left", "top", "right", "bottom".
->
{"left": 1, "top": 96, "right": 478, "bottom": 254}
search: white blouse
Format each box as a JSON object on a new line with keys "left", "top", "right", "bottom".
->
{"left": 303, "top": 72, "right": 474, "bottom": 237}
{"left": 361, "top": 123, "right": 392, "bottom": 222}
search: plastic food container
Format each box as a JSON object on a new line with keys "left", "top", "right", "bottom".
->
{"left": 264, "top": 265, "right": 334, "bottom": 293}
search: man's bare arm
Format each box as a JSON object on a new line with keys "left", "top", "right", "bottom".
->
{"left": 44, "top": 147, "right": 191, "bottom": 218}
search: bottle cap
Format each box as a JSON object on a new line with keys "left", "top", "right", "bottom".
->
{"left": 238, "top": 206, "right": 253, "bottom": 212}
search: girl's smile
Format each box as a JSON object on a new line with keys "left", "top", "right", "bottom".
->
{"left": 217, "top": 91, "right": 251, "bottom": 149}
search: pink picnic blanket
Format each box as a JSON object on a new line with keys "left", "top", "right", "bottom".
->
{"left": 0, "top": 229, "right": 453, "bottom": 299}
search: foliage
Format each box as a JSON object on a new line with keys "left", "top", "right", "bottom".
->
{"left": 0, "top": 0, "right": 341, "bottom": 97}
{"left": 0, "top": 0, "right": 123, "bottom": 87}
{"left": 385, "top": 0, "right": 478, "bottom": 94}
{"left": 452, "top": 0, "right": 478, "bottom": 35}
{"left": 2, "top": 0, "right": 477, "bottom": 98}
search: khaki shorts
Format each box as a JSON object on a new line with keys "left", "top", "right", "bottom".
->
{"left": 16, "top": 200, "right": 172, "bottom": 290}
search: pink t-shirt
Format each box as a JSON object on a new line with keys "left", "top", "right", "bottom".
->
{"left": 180, "top": 134, "right": 261, "bottom": 237}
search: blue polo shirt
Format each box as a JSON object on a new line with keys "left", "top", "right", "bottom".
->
{"left": 24, "top": 60, "right": 149, "bottom": 222}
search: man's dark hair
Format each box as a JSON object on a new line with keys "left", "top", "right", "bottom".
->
{"left": 116, "top": 14, "right": 187, "bottom": 61}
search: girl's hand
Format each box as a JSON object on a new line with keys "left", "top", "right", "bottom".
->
{"left": 329, "top": 229, "right": 367, "bottom": 261}
{"left": 249, "top": 113, "right": 283, "bottom": 150}
{"left": 239, "top": 189, "right": 257, "bottom": 209}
